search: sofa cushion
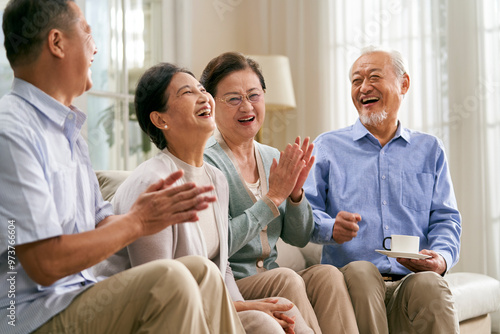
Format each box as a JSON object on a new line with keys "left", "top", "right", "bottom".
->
{"left": 445, "top": 272, "right": 500, "bottom": 322}
{"left": 95, "top": 170, "right": 131, "bottom": 202}
{"left": 275, "top": 238, "right": 306, "bottom": 272}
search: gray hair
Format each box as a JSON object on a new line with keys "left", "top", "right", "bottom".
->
{"left": 349, "top": 46, "right": 408, "bottom": 81}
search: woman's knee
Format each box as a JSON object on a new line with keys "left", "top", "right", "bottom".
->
{"left": 271, "top": 267, "right": 306, "bottom": 291}
{"left": 238, "top": 310, "right": 283, "bottom": 334}
{"left": 303, "top": 264, "right": 344, "bottom": 283}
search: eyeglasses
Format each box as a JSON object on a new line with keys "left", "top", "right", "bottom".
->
{"left": 217, "top": 89, "right": 264, "bottom": 107}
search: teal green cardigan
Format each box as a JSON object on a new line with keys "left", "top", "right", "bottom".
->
{"left": 204, "top": 134, "right": 314, "bottom": 280}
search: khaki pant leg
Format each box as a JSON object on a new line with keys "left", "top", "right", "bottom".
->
{"left": 34, "top": 256, "right": 244, "bottom": 334}
{"left": 236, "top": 268, "right": 322, "bottom": 334}
{"left": 34, "top": 257, "right": 211, "bottom": 334}
{"left": 298, "top": 264, "right": 359, "bottom": 334}
{"left": 177, "top": 256, "right": 245, "bottom": 334}
{"left": 386, "top": 272, "right": 459, "bottom": 334}
{"left": 340, "top": 261, "right": 389, "bottom": 334}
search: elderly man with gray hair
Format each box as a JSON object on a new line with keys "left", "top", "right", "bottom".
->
{"left": 0, "top": 1, "right": 244, "bottom": 333}
{"left": 304, "top": 46, "right": 461, "bottom": 333}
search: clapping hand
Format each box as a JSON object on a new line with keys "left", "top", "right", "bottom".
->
{"left": 234, "top": 298, "right": 296, "bottom": 334}
{"left": 129, "top": 170, "right": 217, "bottom": 237}
{"left": 267, "top": 142, "right": 305, "bottom": 207}
{"left": 266, "top": 136, "right": 315, "bottom": 207}
{"left": 290, "top": 136, "right": 315, "bottom": 202}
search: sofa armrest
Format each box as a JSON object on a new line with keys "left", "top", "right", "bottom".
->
{"left": 445, "top": 272, "right": 500, "bottom": 322}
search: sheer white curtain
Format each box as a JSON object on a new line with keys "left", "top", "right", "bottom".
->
{"left": 447, "top": 0, "right": 500, "bottom": 329}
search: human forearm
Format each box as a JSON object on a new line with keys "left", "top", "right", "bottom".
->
{"left": 228, "top": 199, "right": 278, "bottom": 256}
{"left": 310, "top": 212, "right": 337, "bottom": 244}
{"left": 18, "top": 173, "right": 217, "bottom": 286}
{"left": 280, "top": 200, "right": 314, "bottom": 247}
{"left": 17, "top": 214, "right": 140, "bottom": 286}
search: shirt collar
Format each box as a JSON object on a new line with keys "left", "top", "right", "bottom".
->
{"left": 352, "top": 118, "right": 411, "bottom": 144}
{"left": 11, "top": 78, "right": 87, "bottom": 131}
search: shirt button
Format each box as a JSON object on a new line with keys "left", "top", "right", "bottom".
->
{"left": 257, "top": 260, "right": 264, "bottom": 268}
{"left": 68, "top": 113, "right": 74, "bottom": 120}
{"left": 382, "top": 175, "right": 386, "bottom": 180}
{"left": 383, "top": 200, "right": 387, "bottom": 205}
{"left": 385, "top": 225, "right": 389, "bottom": 230}
{"left": 80, "top": 281, "right": 86, "bottom": 286}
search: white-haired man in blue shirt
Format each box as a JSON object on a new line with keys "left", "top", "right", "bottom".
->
{"left": 304, "top": 46, "right": 461, "bottom": 334}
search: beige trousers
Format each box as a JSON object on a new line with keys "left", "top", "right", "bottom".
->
{"left": 34, "top": 256, "right": 245, "bottom": 334}
{"left": 341, "top": 261, "right": 459, "bottom": 334}
{"left": 236, "top": 265, "right": 358, "bottom": 334}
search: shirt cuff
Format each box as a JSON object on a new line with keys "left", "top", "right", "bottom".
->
{"left": 287, "top": 190, "right": 304, "bottom": 206}
{"left": 263, "top": 195, "right": 280, "bottom": 218}
{"left": 313, "top": 218, "right": 336, "bottom": 244}
{"left": 436, "top": 251, "right": 453, "bottom": 275}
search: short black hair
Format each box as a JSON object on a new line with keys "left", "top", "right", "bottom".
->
{"left": 2, "top": 0, "right": 76, "bottom": 67}
{"left": 200, "top": 51, "right": 266, "bottom": 98}
{"left": 134, "top": 63, "right": 195, "bottom": 150}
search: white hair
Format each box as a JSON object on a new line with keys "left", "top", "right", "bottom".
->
{"left": 349, "top": 46, "right": 409, "bottom": 81}
{"left": 359, "top": 110, "right": 388, "bottom": 126}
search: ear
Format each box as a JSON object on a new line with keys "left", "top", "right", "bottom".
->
{"left": 150, "top": 111, "right": 168, "bottom": 130}
{"left": 47, "top": 29, "right": 65, "bottom": 59}
{"left": 400, "top": 73, "right": 410, "bottom": 95}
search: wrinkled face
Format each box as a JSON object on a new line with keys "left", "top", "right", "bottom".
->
{"left": 350, "top": 51, "right": 409, "bottom": 127}
{"left": 162, "top": 72, "right": 215, "bottom": 139}
{"left": 65, "top": 2, "right": 97, "bottom": 95}
{"left": 213, "top": 69, "right": 265, "bottom": 143}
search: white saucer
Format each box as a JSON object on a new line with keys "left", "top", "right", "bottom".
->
{"left": 375, "top": 249, "right": 431, "bottom": 260}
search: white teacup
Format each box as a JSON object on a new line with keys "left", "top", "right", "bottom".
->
{"left": 383, "top": 235, "right": 419, "bottom": 253}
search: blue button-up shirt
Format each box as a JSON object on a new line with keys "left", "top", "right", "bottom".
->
{"left": 304, "top": 119, "right": 461, "bottom": 275}
{"left": 0, "top": 79, "right": 113, "bottom": 333}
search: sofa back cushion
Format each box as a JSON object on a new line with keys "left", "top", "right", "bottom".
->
{"left": 95, "top": 170, "right": 131, "bottom": 202}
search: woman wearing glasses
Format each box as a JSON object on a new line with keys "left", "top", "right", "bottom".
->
{"left": 201, "top": 52, "right": 358, "bottom": 334}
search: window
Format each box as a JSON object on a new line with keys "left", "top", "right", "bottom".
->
{"left": 84, "top": 0, "right": 166, "bottom": 170}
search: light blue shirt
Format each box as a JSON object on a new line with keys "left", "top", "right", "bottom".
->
{"left": 0, "top": 79, "right": 113, "bottom": 333}
{"left": 304, "top": 119, "right": 461, "bottom": 275}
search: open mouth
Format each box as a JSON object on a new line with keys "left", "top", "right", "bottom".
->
{"left": 361, "top": 97, "right": 380, "bottom": 105}
{"left": 238, "top": 116, "right": 255, "bottom": 123}
{"left": 196, "top": 108, "right": 212, "bottom": 117}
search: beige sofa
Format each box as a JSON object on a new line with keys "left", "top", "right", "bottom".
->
{"left": 96, "top": 170, "right": 500, "bottom": 333}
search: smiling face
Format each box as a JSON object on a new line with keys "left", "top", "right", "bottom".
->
{"left": 350, "top": 51, "right": 409, "bottom": 128}
{"left": 160, "top": 72, "right": 215, "bottom": 143}
{"left": 64, "top": 2, "right": 97, "bottom": 96}
{"left": 213, "top": 68, "right": 265, "bottom": 143}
